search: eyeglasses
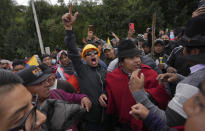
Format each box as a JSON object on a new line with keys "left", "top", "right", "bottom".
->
{"left": 84, "top": 50, "right": 98, "bottom": 57}
{"left": 8, "top": 94, "right": 39, "bottom": 131}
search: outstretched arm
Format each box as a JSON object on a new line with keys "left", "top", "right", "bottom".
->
{"left": 62, "top": 3, "right": 79, "bottom": 54}
{"left": 111, "top": 32, "right": 120, "bottom": 42}
{"left": 62, "top": 4, "right": 85, "bottom": 75}
{"left": 129, "top": 69, "right": 167, "bottom": 122}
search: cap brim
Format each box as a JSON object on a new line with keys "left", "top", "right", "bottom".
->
{"left": 27, "top": 73, "right": 52, "bottom": 86}
{"left": 180, "top": 54, "right": 205, "bottom": 64}
{"left": 103, "top": 48, "right": 111, "bottom": 52}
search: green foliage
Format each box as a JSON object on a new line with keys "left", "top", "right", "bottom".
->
{"left": 0, "top": 0, "right": 199, "bottom": 60}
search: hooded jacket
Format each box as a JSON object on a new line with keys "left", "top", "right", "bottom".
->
{"left": 167, "top": 46, "right": 191, "bottom": 76}
{"left": 106, "top": 65, "right": 170, "bottom": 130}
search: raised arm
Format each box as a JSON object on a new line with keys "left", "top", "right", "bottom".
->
{"left": 111, "top": 32, "right": 120, "bottom": 43}
{"left": 62, "top": 4, "right": 85, "bottom": 75}
{"left": 62, "top": 3, "right": 79, "bottom": 54}
{"left": 129, "top": 69, "right": 167, "bottom": 122}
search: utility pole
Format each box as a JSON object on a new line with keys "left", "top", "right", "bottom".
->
{"left": 31, "top": 0, "right": 45, "bottom": 54}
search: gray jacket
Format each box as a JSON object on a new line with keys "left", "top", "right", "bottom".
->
{"left": 132, "top": 67, "right": 205, "bottom": 127}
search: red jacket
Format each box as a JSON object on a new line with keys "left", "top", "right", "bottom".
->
{"left": 106, "top": 64, "right": 170, "bottom": 131}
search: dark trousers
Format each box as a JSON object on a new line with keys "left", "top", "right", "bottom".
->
{"left": 81, "top": 122, "right": 105, "bottom": 131}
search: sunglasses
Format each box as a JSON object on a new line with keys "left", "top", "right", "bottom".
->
{"left": 8, "top": 94, "right": 39, "bottom": 131}
{"left": 84, "top": 50, "right": 98, "bottom": 57}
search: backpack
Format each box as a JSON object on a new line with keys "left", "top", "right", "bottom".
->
{"left": 41, "top": 99, "right": 86, "bottom": 131}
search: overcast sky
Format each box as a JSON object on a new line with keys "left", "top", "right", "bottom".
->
{"left": 15, "top": 0, "right": 63, "bottom": 5}
{"left": 15, "top": 0, "right": 101, "bottom": 6}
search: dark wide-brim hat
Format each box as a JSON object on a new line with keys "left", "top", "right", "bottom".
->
{"left": 183, "top": 14, "right": 205, "bottom": 47}
{"left": 185, "top": 14, "right": 205, "bottom": 38}
{"left": 17, "top": 66, "right": 52, "bottom": 86}
{"left": 182, "top": 35, "right": 205, "bottom": 47}
{"left": 181, "top": 53, "right": 205, "bottom": 64}
{"left": 117, "top": 39, "right": 142, "bottom": 58}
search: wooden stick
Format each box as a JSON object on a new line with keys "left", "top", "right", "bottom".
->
{"left": 151, "top": 12, "right": 156, "bottom": 59}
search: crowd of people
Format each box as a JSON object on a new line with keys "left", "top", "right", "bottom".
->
{"left": 1, "top": 1, "right": 205, "bottom": 131}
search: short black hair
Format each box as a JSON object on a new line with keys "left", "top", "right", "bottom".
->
{"left": 12, "top": 59, "right": 25, "bottom": 68}
{"left": 0, "top": 69, "right": 23, "bottom": 94}
{"left": 142, "top": 41, "right": 151, "bottom": 48}
{"left": 41, "top": 54, "right": 51, "bottom": 61}
{"left": 38, "top": 64, "right": 53, "bottom": 74}
{"left": 93, "top": 40, "right": 103, "bottom": 46}
{"left": 118, "top": 57, "right": 125, "bottom": 63}
{"left": 154, "top": 39, "right": 164, "bottom": 46}
{"left": 138, "top": 38, "right": 144, "bottom": 42}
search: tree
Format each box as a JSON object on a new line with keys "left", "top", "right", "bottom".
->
{"left": 0, "top": 0, "right": 199, "bottom": 60}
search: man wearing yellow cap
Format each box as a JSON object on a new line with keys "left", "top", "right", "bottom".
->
{"left": 62, "top": 4, "right": 109, "bottom": 131}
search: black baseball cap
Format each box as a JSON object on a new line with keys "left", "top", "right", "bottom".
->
{"left": 154, "top": 39, "right": 164, "bottom": 46}
{"left": 17, "top": 66, "right": 52, "bottom": 86}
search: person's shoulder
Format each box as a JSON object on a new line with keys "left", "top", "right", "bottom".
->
{"left": 172, "top": 45, "right": 183, "bottom": 51}
{"left": 108, "top": 67, "right": 121, "bottom": 74}
{"left": 163, "top": 53, "right": 169, "bottom": 58}
{"left": 107, "top": 58, "right": 119, "bottom": 72}
{"left": 141, "top": 54, "right": 153, "bottom": 62}
{"left": 141, "top": 64, "right": 152, "bottom": 69}
{"left": 106, "top": 67, "right": 122, "bottom": 79}
{"left": 141, "top": 64, "right": 158, "bottom": 76}
{"left": 109, "top": 58, "right": 119, "bottom": 66}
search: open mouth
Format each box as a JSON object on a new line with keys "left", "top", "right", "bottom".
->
{"left": 91, "top": 58, "right": 97, "bottom": 65}
{"left": 135, "top": 65, "right": 140, "bottom": 69}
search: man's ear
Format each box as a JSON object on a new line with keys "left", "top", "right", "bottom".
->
{"left": 191, "top": 48, "right": 200, "bottom": 55}
{"left": 83, "top": 57, "right": 88, "bottom": 63}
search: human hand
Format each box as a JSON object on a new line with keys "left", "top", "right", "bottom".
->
{"left": 81, "top": 97, "right": 92, "bottom": 112}
{"left": 129, "top": 103, "right": 150, "bottom": 120}
{"left": 166, "top": 66, "right": 177, "bottom": 73}
{"left": 192, "top": 7, "right": 205, "bottom": 18}
{"left": 62, "top": 3, "right": 78, "bottom": 30}
{"left": 99, "top": 94, "right": 107, "bottom": 108}
{"left": 111, "top": 32, "right": 117, "bottom": 37}
{"left": 129, "top": 69, "right": 145, "bottom": 93}
{"left": 128, "top": 29, "right": 135, "bottom": 35}
{"left": 111, "top": 32, "right": 120, "bottom": 42}
{"left": 156, "top": 73, "right": 178, "bottom": 85}
{"left": 94, "top": 35, "right": 100, "bottom": 41}
{"left": 158, "top": 64, "right": 165, "bottom": 70}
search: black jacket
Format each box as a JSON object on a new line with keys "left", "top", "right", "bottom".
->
{"left": 57, "top": 80, "right": 77, "bottom": 93}
{"left": 164, "top": 41, "right": 177, "bottom": 56}
{"left": 64, "top": 30, "right": 107, "bottom": 123}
